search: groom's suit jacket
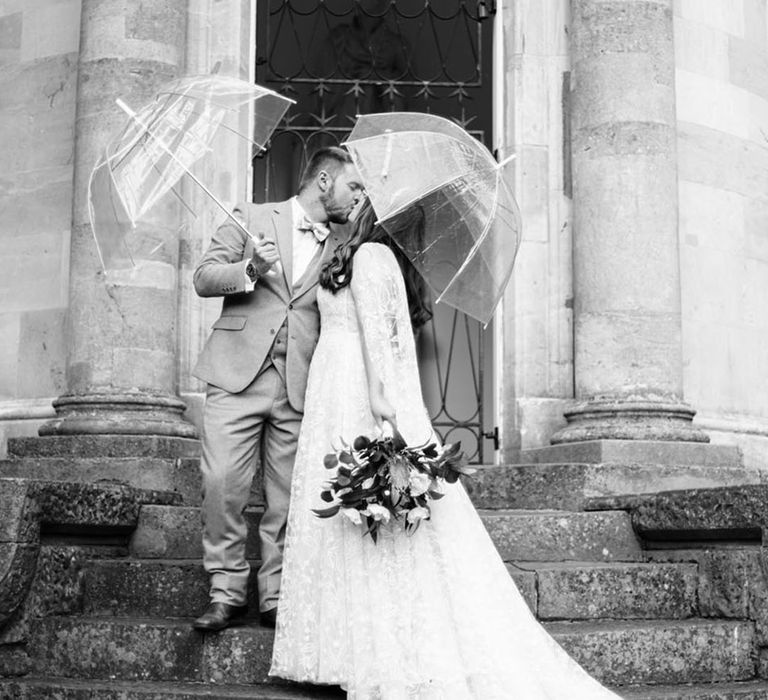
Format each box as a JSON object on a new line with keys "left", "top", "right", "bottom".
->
{"left": 192, "top": 199, "right": 342, "bottom": 411}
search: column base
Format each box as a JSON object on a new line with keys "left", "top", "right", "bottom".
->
{"left": 522, "top": 439, "right": 735, "bottom": 469}
{"left": 38, "top": 392, "right": 199, "bottom": 439}
{"left": 550, "top": 398, "right": 709, "bottom": 445}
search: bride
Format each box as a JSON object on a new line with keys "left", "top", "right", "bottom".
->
{"left": 270, "top": 200, "right": 621, "bottom": 699}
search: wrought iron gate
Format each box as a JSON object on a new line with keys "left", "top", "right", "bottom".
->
{"left": 254, "top": 0, "right": 496, "bottom": 462}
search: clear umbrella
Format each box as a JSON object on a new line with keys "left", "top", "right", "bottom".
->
{"left": 343, "top": 112, "right": 521, "bottom": 325}
{"left": 88, "top": 74, "right": 293, "bottom": 276}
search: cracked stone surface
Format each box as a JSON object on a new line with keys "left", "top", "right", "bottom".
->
{"left": 0, "top": 477, "right": 180, "bottom": 640}
{"left": 586, "top": 484, "right": 768, "bottom": 535}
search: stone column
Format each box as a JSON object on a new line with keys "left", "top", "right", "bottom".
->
{"left": 551, "top": 0, "right": 706, "bottom": 444}
{"left": 39, "top": 0, "right": 197, "bottom": 438}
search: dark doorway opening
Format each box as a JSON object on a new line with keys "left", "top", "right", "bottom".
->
{"left": 254, "top": 0, "right": 496, "bottom": 462}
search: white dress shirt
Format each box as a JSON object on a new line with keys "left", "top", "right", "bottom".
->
{"left": 290, "top": 197, "right": 324, "bottom": 285}
{"left": 244, "top": 197, "right": 324, "bottom": 290}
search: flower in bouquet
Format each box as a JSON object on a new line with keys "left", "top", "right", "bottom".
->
{"left": 363, "top": 503, "right": 391, "bottom": 523}
{"left": 409, "top": 471, "right": 431, "bottom": 497}
{"left": 312, "top": 428, "right": 474, "bottom": 543}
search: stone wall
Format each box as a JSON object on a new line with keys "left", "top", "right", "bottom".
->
{"left": 498, "top": 0, "right": 573, "bottom": 460}
{"left": 0, "top": 0, "right": 254, "bottom": 449}
{"left": 674, "top": 0, "right": 768, "bottom": 468}
{"left": 2, "top": 0, "right": 767, "bottom": 467}
{"left": 178, "top": 0, "right": 256, "bottom": 430}
{"left": 0, "top": 0, "right": 81, "bottom": 454}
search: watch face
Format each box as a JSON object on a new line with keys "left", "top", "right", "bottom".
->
{"left": 246, "top": 263, "right": 256, "bottom": 278}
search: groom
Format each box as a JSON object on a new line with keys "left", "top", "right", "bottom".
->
{"left": 191, "top": 147, "right": 364, "bottom": 631}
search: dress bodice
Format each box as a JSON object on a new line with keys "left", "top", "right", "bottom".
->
{"left": 316, "top": 243, "right": 407, "bottom": 351}
{"left": 317, "top": 284, "right": 358, "bottom": 336}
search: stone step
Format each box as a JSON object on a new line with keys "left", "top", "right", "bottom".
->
{"left": 620, "top": 681, "right": 768, "bottom": 699}
{"left": 30, "top": 616, "right": 754, "bottom": 687}
{"left": 78, "top": 558, "right": 525, "bottom": 620}
{"left": 466, "top": 461, "right": 764, "bottom": 511}
{"left": 5, "top": 678, "right": 768, "bottom": 700}
{"left": 547, "top": 619, "right": 756, "bottom": 687}
{"left": 130, "top": 505, "right": 643, "bottom": 563}
{"left": 7, "top": 435, "right": 201, "bottom": 460}
{"left": 522, "top": 440, "right": 743, "bottom": 469}
{"left": 0, "top": 677, "right": 344, "bottom": 699}
{"left": 82, "top": 559, "right": 259, "bottom": 619}
{"left": 519, "top": 560, "right": 698, "bottom": 620}
{"left": 84, "top": 557, "right": 694, "bottom": 623}
{"left": 481, "top": 509, "right": 642, "bottom": 562}
{"left": 129, "top": 506, "right": 262, "bottom": 559}
{"left": 2, "top": 435, "right": 206, "bottom": 508}
{"left": 31, "top": 617, "right": 275, "bottom": 685}
{"left": 82, "top": 558, "right": 537, "bottom": 620}
{"left": 644, "top": 547, "right": 764, "bottom": 625}
{"left": 586, "top": 484, "right": 768, "bottom": 542}
{"left": 0, "top": 457, "right": 203, "bottom": 507}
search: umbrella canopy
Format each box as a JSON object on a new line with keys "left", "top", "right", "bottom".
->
{"left": 88, "top": 74, "right": 293, "bottom": 275}
{"left": 343, "top": 112, "right": 521, "bottom": 325}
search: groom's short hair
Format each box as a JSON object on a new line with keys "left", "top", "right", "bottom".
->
{"left": 298, "top": 146, "right": 354, "bottom": 193}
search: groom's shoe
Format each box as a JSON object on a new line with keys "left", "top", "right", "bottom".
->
{"left": 259, "top": 607, "right": 277, "bottom": 628}
{"left": 192, "top": 602, "right": 248, "bottom": 632}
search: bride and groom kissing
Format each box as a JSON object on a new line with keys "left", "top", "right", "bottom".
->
{"left": 189, "top": 146, "right": 621, "bottom": 698}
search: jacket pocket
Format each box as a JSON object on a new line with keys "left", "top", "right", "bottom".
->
{"left": 212, "top": 315, "right": 247, "bottom": 331}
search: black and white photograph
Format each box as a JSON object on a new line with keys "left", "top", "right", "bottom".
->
{"left": 1, "top": 1, "right": 767, "bottom": 698}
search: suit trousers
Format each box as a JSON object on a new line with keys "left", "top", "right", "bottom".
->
{"left": 200, "top": 349, "right": 301, "bottom": 611}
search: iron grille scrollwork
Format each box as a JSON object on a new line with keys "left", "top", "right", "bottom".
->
{"left": 254, "top": 0, "right": 495, "bottom": 462}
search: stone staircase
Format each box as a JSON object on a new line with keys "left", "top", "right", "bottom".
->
{"left": 2, "top": 437, "right": 768, "bottom": 698}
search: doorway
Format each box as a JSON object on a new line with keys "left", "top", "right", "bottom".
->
{"left": 253, "top": 0, "right": 496, "bottom": 462}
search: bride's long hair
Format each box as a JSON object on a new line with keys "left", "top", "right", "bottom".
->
{"left": 319, "top": 199, "right": 433, "bottom": 329}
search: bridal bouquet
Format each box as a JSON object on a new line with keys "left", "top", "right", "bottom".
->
{"left": 312, "top": 428, "right": 474, "bottom": 543}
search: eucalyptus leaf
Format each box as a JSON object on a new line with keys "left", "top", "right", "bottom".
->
{"left": 442, "top": 442, "right": 461, "bottom": 458}
{"left": 312, "top": 504, "right": 340, "bottom": 518}
{"left": 354, "top": 435, "right": 371, "bottom": 450}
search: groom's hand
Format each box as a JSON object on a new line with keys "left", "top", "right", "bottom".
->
{"left": 250, "top": 232, "right": 280, "bottom": 276}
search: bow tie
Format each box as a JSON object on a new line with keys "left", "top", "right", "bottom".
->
{"left": 297, "top": 216, "right": 330, "bottom": 242}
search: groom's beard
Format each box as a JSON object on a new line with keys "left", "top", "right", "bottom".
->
{"left": 322, "top": 183, "right": 353, "bottom": 225}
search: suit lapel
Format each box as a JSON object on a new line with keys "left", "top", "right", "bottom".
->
{"left": 271, "top": 200, "right": 293, "bottom": 290}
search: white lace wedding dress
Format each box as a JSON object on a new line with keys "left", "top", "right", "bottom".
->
{"left": 270, "top": 243, "right": 620, "bottom": 699}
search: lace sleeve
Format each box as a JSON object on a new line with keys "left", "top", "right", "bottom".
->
{"left": 350, "top": 243, "right": 407, "bottom": 360}
{"left": 350, "top": 242, "right": 434, "bottom": 446}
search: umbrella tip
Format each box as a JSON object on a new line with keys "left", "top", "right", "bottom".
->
{"left": 115, "top": 98, "right": 135, "bottom": 118}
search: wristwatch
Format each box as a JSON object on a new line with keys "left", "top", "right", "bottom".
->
{"left": 245, "top": 261, "right": 258, "bottom": 282}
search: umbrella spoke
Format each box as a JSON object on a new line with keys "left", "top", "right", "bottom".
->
{"left": 344, "top": 111, "right": 521, "bottom": 324}
{"left": 88, "top": 75, "right": 294, "bottom": 274}
{"left": 130, "top": 137, "right": 197, "bottom": 220}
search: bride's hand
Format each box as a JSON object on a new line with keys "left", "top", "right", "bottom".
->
{"left": 369, "top": 383, "right": 397, "bottom": 431}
